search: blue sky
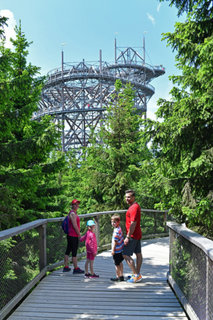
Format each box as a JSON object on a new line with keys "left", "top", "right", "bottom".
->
{"left": 0, "top": 0, "right": 184, "bottom": 119}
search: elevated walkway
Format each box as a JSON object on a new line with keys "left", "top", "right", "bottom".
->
{"left": 7, "top": 237, "right": 188, "bottom": 320}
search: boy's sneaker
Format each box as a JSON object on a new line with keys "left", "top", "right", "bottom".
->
{"left": 84, "top": 273, "right": 91, "bottom": 278}
{"left": 73, "top": 267, "right": 84, "bottom": 274}
{"left": 63, "top": 266, "right": 71, "bottom": 272}
{"left": 127, "top": 274, "right": 142, "bottom": 283}
{"left": 110, "top": 277, "right": 119, "bottom": 281}
{"left": 90, "top": 273, "right": 99, "bottom": 278}
{"left": 111, "top": 276, "right": 124, "bottom": 282}
{"left": 127, "top": 275, "right": 137, "bottom": 283}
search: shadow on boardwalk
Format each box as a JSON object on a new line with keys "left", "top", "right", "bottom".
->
{"left": 7, "top": 237, "right": 189, "bottom": 320}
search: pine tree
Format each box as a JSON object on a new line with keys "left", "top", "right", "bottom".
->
{"left": 0, "top": 22, "right": 66, "bottom": 229}
{"left": 71, "top": 80, "right": 148, "bottom": 211}
{"left": 145, "top": 1, "right": 213, "bottom": 235}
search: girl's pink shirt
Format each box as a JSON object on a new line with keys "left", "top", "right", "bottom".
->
{"left": 80, "top": 230, "right": 97, "bottom": 255}
{"left": 68, "top": 210, "right": 80, "bottom": 237}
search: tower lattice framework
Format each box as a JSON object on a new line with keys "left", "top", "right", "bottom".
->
{"left": 35, "top": 41, "right": 165, "bottom": 151}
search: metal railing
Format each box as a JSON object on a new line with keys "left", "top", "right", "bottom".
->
{"left": 0, "top": 209, "right": 168, "bottom": 319}
{"left": 167, "top": 222, "right": 213, "bottom": 320}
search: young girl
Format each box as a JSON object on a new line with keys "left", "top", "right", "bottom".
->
{"left": 80, "top": 220, "right": 99, "bottom": 278}
{"left": 110, "top": 214, "right": 124, "bottom": 281}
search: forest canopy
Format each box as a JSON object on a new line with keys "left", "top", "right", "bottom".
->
{"left": 0, "top": 0, "right": 212, "bottom": 238}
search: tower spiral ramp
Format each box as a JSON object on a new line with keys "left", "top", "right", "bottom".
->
{"left": 34, "top": 42, "right": 165, "bottom": 151}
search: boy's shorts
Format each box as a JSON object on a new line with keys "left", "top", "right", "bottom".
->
{"left": 113, "top": 252, "right": 124, "bottom": 266}
{"left": 123, "top": 238, "right": 141, "bottom": 257}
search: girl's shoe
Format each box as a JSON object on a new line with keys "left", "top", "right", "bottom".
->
{"left": 84, "top": 273, "right": 91, "bottom": 278}
{"left": 90, "top": 273, "right": 99, "bottom": 278}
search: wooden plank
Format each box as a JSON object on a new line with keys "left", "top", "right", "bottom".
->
{"left": 7, "top": 237, "right": 189, "bottom": 320}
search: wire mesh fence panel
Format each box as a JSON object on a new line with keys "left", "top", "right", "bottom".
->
{"left": 208, "top": 257, "right": 213, "bottom": 320}
{"left": 97, "top": 213, "right": 126, "bottom": 249}
{"left": 141, "top": 211, "right": 167, "bottom": 236}
{"left": 46, "top": 221, "right": 67, "bottom": 266}
{"left": 170, "top": 230, "right": 207, "bottom": 320}
{"left": 0, "top": 209, "right": 169, "bottom": 317}
{"left": 0, "top": 229, "right": 40, "bottom": 310}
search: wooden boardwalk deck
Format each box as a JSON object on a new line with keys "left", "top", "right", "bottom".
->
{"left": 8, "top": 237, "right": 188, "bottom": 320}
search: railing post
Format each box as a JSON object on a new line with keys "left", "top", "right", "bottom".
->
{"left": 168, "top": 227, "right": 172, "bottom": 275}
{"left": 206, "top": 256, "right": 209, "bottom": 320}
{"left": 163, "top": 211, "right": 167, "bottom": 233}
{"left": 154, "top": 212, "right": 157, "bottom": 234}
{"left": 94, "top": 215, "right": 100, "bottom": 249}
{"left": 38, "top": 223, "right": 47, "bottom": 271}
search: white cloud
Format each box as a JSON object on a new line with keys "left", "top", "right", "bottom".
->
{"left": 147, "top": 109, "right": 157, "bottom": 120}
{"left": 157, "top": 3, "right": 162, "bottom": 12}
{"left": 146, "top": 13, "right": 155, "bottom": 25}
{"left": 0, "top": 9, "right": 16, "bottom": 48}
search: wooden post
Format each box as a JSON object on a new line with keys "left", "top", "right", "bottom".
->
{"left": 163, "top": 211, "right": 167, "bottom": 233}
{"left": 206, "top": 256, "right": 209, "bottom": 320}
{"left": 154, "top": 212, "right": 157, "bottom": 234}
{"left": 38, "top": 223, "right": 47, "bottom": 271}
{"left": 94, "top": 216, "right": 100, "bottom": 250}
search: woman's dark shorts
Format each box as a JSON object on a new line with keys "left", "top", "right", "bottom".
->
{"left": 113, "top": 252, "right": 124, "bottom": 266}
{"left": 123, "top": 238, "right": 141, "bottom": 257}
{"left": 65, "top": 236, "right": 79, "bottom": 257}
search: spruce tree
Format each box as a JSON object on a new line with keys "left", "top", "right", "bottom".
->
{"left": 145, "top": 0, "right": 213, "bottom": 235}
{"left": 70, "top": 80, "right": 148, "bottom": 212}
{"left": 0, "top": 22, "right": 66, "bottom": 229}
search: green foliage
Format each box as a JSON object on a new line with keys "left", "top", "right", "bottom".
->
{"left": 0, "top": 15, "right": 8, "bottom": 39}
{"left": 0, "top": 21, "right": 67, "bottom": 230}
{"left": 160, "top": 0, "right": 213, "bottom": 19}
{"left": 1, "top": 1, "right": 212, "bottom": 240}
{"left": 143, "top": 0, "right": 213, "bottom": 236}
{"left": 64, "top": 80, "right": 150, "bottom": 213}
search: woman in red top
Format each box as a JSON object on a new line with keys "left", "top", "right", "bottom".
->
{"left": 63, "top": 199, "right": 84, "bottom": 274}
{"left": 123, "top": 190, "right": 143, "bottom": 283}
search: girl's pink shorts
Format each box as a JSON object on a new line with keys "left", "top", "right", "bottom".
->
{"left": 87, "top": 252, "right": 95, "bottom": 260}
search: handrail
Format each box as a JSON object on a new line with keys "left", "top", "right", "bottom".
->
{"left": 0, "top": 209, "right": 168, "bottom": 320}
{"left": 167, "top": 221, "right": 213, "bottom": 320}
{"left": 0, "top": 219, "right": 48, "bottom": 241}
{"left": 0, "top": 209, "right": 168, "bottom": 240}
{"left": 167, "top": 222, "right": 213, "bottom": 261}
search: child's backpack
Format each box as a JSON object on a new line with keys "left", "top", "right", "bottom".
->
{"left": 61, "top": 215, "right": 69, "bottom": 234}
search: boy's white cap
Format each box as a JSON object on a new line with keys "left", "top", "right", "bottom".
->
{"left": 87, "top": 220, "right": 96, "bottom": 226}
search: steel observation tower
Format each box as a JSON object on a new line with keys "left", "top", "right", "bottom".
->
{"left": 34, "top": 39, "right": 165, "bottom": 151}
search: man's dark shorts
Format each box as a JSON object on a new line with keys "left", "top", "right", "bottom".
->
{"left": 65, "top": 235, "right": 79, "bottom": 257}
{"left": 123, "top": 238, "right": 141, "bottom": 257}
{"left": 113, "top": 252, "right": 124, "bottom": 266}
